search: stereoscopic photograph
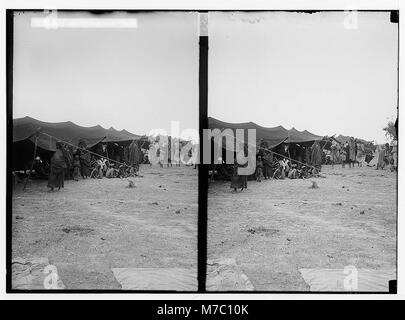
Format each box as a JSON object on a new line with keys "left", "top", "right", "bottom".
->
{"left": 10, "top": 11, "right": 199, "bottom": 290}
{"left": 7, "top": 9, "right": 399, "bottom": 294}
{"left": 206, "top": 11, "right": 398, "bottom": 292}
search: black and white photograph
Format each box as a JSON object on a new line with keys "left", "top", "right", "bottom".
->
{"left": 9, "top": 10, "right": 199, "bottom": 291}
{"left": 206, "top": 11, "right": 398, "bottom": 292}
{"left": 2, "top": 0, "right": 404, "bottom": 305}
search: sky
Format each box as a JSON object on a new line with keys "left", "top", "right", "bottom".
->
{"left": 13, "top": 11, "right": 199, "bottom": 141}
{"left": 13, "top": 11, "right": 399, "bottom": 144}
{"left": 208, "top": 11, "right": 398, "bottom": 143}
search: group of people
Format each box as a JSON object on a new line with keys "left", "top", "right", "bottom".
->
{"left": 329, "top": 137, "right": 397, "bottom": 171}
{"left": 329, "top": 137, "right": 365, "bottom": 168}
{"left": 47, "top": 140, "right": 142, "bottom": 192}
{"left": 225, "top": 133, "right": 397, "bottom": 193}
{"left": 47, "top": 142, "right": 93, "bottom": 191}
{"left": 376, "top": 142, "right": 398, "bottom": 171}
{"left": 230, "top": 140, "right": 325, "bottom": 192}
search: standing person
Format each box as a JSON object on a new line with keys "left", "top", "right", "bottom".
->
{"left": 356, "top": 142, "right": 365, "bottom": 167}
{"left": 392, "top": 142, "right": 397, "bottom": 170}
{"left": 256, "top": 156, "right": 264, "bottom": 182}
{"left": 310, "top": 141, "right": 322, "bottom": 172}
{"left": 230, "top": 144, "right": 248, "bottom": 192}
{"left": 129, "top": 140, "right": 141, "bottom": 173}
{"left": 384, "top": 143, "right": 392, "bottom": 168}
{"left": 262, "top": 150, "right": 273, "bottom": 180}
{"left": 80, "top": 149, "right": 91, "bottom": 179}
{"left": 349, "top": 137, "right": 356, "bottom": 167}
{"left": 330, "top": 140, "right": 339, "bottom": 168}
{"left": 230, "top": 161, "right": 248, "bottom": 192}
{"left": 72, "top": 154, "right": 81, "bottom": 181}
{"left": 48, "top": 142, "right": 67, "bottom": 191}
{"left": 340, "top": 144, "right": 347, "bottom": 168}
{"left": 345, "top": 141, "right": 351, "bottom": 168}
{"left": 167, "top": 139, "right": 172, "bottom": 168}
{"left": 158, "top": 147, "right": 165, "bottom": 168}
{"left": 377, "top": 144, "right": 386, "bottom": 170}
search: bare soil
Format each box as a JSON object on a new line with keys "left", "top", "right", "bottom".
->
{"left": 208, "top": 165, "right": 397, "bottom": 291}
{"left": 12, "top": 164, "right": 198, "bottom": 289}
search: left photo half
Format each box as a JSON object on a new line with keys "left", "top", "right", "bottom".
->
{"left": 8, "top": 10, "right": 199, "bottom": 291}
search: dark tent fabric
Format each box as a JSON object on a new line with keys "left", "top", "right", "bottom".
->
{"left": 208, "top": 117, "right": 323, "bottom": 149}
{"left": 286, "top": 128, "right": 323, "bottom": 144}
{"left": 208, "top": 117, "right": 289, "bottom": 149}
{"left": 13, "top": 116, "right": 141, "bottom": 152}
{"left": 106, "top": 127, "right": 141, "bottom": 142}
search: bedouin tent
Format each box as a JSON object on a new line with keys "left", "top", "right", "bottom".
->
{"left": 207, "top": 117, "right": 324, "bottom": 179}
{"left": 208, "top": 117, "right": 290, "bottom": 150}
{"left": 12, "top": 116, "right": 141, "bottom": 171}
{"left": 207, "top": 117, "right": 323, "bottom": 152}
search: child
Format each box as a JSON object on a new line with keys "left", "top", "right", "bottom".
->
{"left": 256, "top": 156, "right": 264, "bottom": 182}
{"left": 73, "top": 154, "right": 81, "bottom": 181}
{"left": 340, "top": 148, "right": 346, "bottom": 168}
{"left": 262, "top": 150, "right": 273, "bottom": 180}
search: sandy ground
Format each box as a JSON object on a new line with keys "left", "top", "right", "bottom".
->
{"left": 208, "top": 164, "right": 397, "bottom": 291}
{"left": 12, "top": 164, "right": 198, "bottom": 289}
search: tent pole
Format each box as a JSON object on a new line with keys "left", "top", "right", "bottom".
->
{"left": 23, "top": 134, "right": 38, "bottom": 191}
{"left": 198, "top": 12, "right": 208, "bottom": 293}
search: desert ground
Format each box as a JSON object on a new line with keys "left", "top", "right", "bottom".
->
{"left": 12, "top": 164, "right": 198, "bottom": 289}
{"left": 208, "top": 164, "right": 397, "bottom": 291}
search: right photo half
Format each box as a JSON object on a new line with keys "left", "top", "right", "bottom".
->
{"left": 206, "top": 11, "right": 398, "bottom": 292}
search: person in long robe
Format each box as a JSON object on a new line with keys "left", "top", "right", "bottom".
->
{"left": 72, "top": 154, "right": 81, "bottom": 181}
{"left": 349, "top": 137, "right": 356, "bottom": 167}
{"left": 231, "top": 162, "right": 248, "bottom": 191}
{"left": 310, "top": 141, "right": 322, "bottom": 171}
{"left": 230, "top": 146, "right": 248, "bottom": 192}
{"left": 356, "top": 142, "right": 365, "bottom": 167}
{"left": 48, "top": 142, "right": 67, "bottom": 191}
{"left": 344, "top": 142, "right": 351, "bottom": 168}
{"left": 330, "top": 140, "right": 339, "bottom": 167}
{"left": 385, "top": 143, "right": 392, "bottom": 167}
{"left": 340, "top": 144, "right": 347, "bottom": 168}
{"left": 376, "top": 144, "right": 386, "bottom": 170}
{"left": 392, "top": 141, "right": 398, "bottom": 171}
{"left": 58, "top": 145, "right": 73, "bottom": 180}
{"left": 129, "top": 140, "right": 141, "bottom": 173}
{"left": 262, "top": 150, "right": 273, "bottom": 179}
{"left": 256, "top": 156, "right": 264, "bottom": 182}
{"left": 79, "top": 150, "right": 91, "bottom": 179}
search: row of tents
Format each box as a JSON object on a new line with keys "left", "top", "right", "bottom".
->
{"left": 207, "top": 117, "right": 374, "bottom": 150}
{"left": 207, "top": 117, "right": 325, "bottom": 149}
{"left": 12, "top": 116, "right": 374, "bottom": 172}
{"left": 207, "top": 117, "right": 376, "bottom": 170}
{"left": 13, "top": 116, "right": 143, "bottom": 151}
{"left": 12, "top": 116, "right": 149, "bottom": 171}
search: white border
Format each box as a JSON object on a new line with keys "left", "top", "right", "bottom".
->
{"left": 0, "top": 0, "right": 402, "bottom": 300}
